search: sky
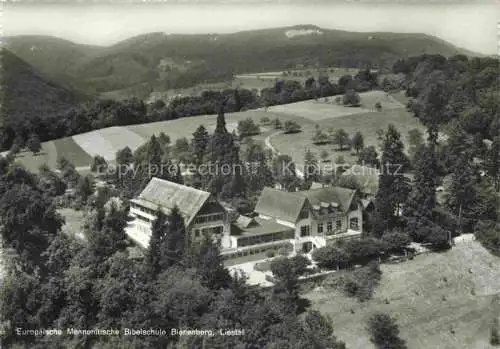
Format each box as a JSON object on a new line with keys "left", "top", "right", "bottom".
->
{"left": 3, "top": 3, "right": 499, "bottom": 54}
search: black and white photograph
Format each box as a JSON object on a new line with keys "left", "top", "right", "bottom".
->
{"left": 0, "top": 0, "right": 499, "bottom": 348}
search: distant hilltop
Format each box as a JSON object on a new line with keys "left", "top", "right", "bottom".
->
{"left": 285, "top": 28, "right": 324, "bottom": 39}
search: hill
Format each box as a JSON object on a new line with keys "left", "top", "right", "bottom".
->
{"left": 0, "top": 49, "right": 86, "bottom": 150}
{"left": 306, "top": 240, "right": 500, "bottom": 349}
{"left": 5, "top": 25, "right": 477, "bottom": 97}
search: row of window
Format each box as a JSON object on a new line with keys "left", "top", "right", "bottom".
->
{"left": 222, "top": 243, "right": 292, "bottom": 260}
{"left": 237, "top": 230, "right": 295, "bottom": 247}
{"left": 317, "top": 220, "right": 342, "bottom": 234}
{"left": 300, "top": 217, "right": 359, "bottom": 237}
{"left": 193, "top": 225, "right": 224, "bottom": 238}
{"left": 132, "top": 203, "right": 157, "bottom": 217}
{"left": 193, "top": 213, "right": 224, "bottom": 225}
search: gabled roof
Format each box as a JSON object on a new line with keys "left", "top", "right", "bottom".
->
{"left": 132, "top": 177, "right": 211, "bottom": 226}
{"left": 254, "top": 186, "right": 358, "bottom": 223}
{"left": 296, "top": 186, "right": 357, "bottom": 213}
{"left": 254, "top": 187, "right": 307, "bottom": 223}
{"left": 232, "top": 217, "right": 294, "bottom": 237}
{"left": 236, "top": 215, "right": 256, "bottom": 228}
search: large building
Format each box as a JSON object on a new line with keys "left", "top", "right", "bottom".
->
{"left": 127, "top": 178, "right": 231, "bottom": 249}
{"left": 126, "top": 178, "right": 364, "bottom": 260}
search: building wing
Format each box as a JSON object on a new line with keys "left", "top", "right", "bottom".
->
{"left": 297, "top": 186, "right": 357, "bottom": 213}
{"left": 254, "top": 187, "right": 307, "bottom": 223}
{"left": 133, "top": 177, "right": 211, "bottom": 226}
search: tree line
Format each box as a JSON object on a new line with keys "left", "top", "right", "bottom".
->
{"left": 0, "top": 69, "right": 378, "bottom": 152}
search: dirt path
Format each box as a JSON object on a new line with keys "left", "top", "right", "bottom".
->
{"left": 264, "top": 131, "right": 304, "bottom": 178}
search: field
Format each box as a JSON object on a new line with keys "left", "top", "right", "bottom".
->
{"left": 6, "top": 91, "right": 419, "bottom": 174}
{"left": 268, "top": 91, "right": 423, "bottom": 166}
{"left": 7, "top": 109, "right": 281, "bottom": 172}
{"left": 73, "top": 126, "right": 146, "bottom": 162}
{"left": 305, "top": 241, "right": 500, "bottom": 349}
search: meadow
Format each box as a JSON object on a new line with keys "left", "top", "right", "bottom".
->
{"left": 7, "top": 91, "right": 420, "bottom": 173}
{"left": 7, "top": 109, "right": 280, "bottom": 171}
{"left": 305, "top": 241, "right": 500, "bottom": 349}
{"left": 268, "top": 91, "right": 424, "bottom": 166}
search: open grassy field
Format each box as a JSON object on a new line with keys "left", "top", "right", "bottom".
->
{"left": 7, "top": 91, "right": 414, "bottom": 173}
{"left": 128, "top": 109, "right": 278, "bottom": 144}
{"left": 7, "top": 109, "right": 280, "bottom": 171}
{"left": 305, "top": 241, "right": 500, "bottom": 349}
{"left": 268, "top": 91, "right": 405, "bottom": 122}
{"left": 8, "top": 141, "right": 58, "bottom": 173}
{"left": 72, "top": 126, "right": 147, "bottom": 162}
{"left": 53, "top": 137, "right": 94, "bottom": 167}
{"left": 268, "top": 91, "right": 423, "bottom": 166}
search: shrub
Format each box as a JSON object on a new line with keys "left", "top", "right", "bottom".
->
{"left": 273, "top": 118, "right": 283, "bottom": 130}
{"left": 238, "top": 118, "right": 261, "bottom": 138}
{"left": 260, "top": 116, "right": 271, "bottom": 125}
{"left": 367, "top": 312, "right": 407, "bottom": 349}
{"left": 266, "top": 249, "right": 276, "bottom": 259}
{"left": 343, "top": 261, "right": 382, "bottom": 301}
{"left": 343, "top": 89, "right": 361, "bottom": 106}
{"left": 283, "top": 120, "right": 302, "bottom": 134}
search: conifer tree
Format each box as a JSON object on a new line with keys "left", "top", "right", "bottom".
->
{"left": 208, "top": 104, "right": 245, "bottom": 199}
{"left": 304, "top": 148, "right": 319, "bottom": 185}
{"left": 403, "top": 144, "right": 447, "bottom": 246}
{"left": 373, "top": 125, "right": 410, "bottom": 237}
{"left": 147, "top": 209, "right": 168, "bottom": 276}
{"left": 161, "top": 206, "right": 187, "bottom": 270}
{"left": 447, "top": 153, "right": 478, "bottom": 232}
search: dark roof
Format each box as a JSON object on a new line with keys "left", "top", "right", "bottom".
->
{"left": 132, "top": 177, "right": 211, "bottom": 226}
{"left": 232, "top": 217, "right": 294, "bottom": 238}
{"left": 255, "top": 186, "right": 358, "bottom": 223}
{"left": 254, "top": 187, "right": 307, "bottom": 223}
{"left": 296, "top": 186, "right": 357, "bottom": 213}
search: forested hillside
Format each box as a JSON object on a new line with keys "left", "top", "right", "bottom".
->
{"left": 0, "top": 49, "right": 86, "bottom": 149}
{"left": 5, "top": 25, "right": 476, "bottom": 96}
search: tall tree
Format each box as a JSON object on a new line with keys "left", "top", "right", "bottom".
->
{"left": 406, "top": 128, "right": 424, "bottom": 165}
{"left": 242, "top": 139, "right": 274, "bottom": 195}
{"left": 191, "top": 125, "right": 210, "bottom": 166}
{"left": 446, "top": 153, "right": 478, "bottom": 232}
{"left": 272, "top": 154, "right": 301, "bottom": 192}
{"left": 332, "top": 129, "right": 350, "bottom": 151}
{"left": 304, "top": 148, "right": 320, "bottom": 185}
{"left": 351, "top": 131, "right": 364, "bottom": 154}
{"left": 358, "top": 146, "right": 380, "bottom": 168}
{"left": 208, "top": 104, "right": 245, "bottom": 199}
{"left": 373, "top": 125, "right": 410, "bottom": 237}
{"left": 486, "top": 136, "right": 500, "bottom": 191}
{"left": 403, "top": 145, "right": 448, "bottom": 247}
{"left": 161, "top": 206, "right": 188, "bottom": 270}
{"left": 26, "top": 133, "right": 41, "bottom": 155}
{"left": 146, "top": 209, "right": 168, "bottom": 276}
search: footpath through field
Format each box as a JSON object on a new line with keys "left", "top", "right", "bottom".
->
{"left": 264, "top": 131, "right": 304, "bottom": 178}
